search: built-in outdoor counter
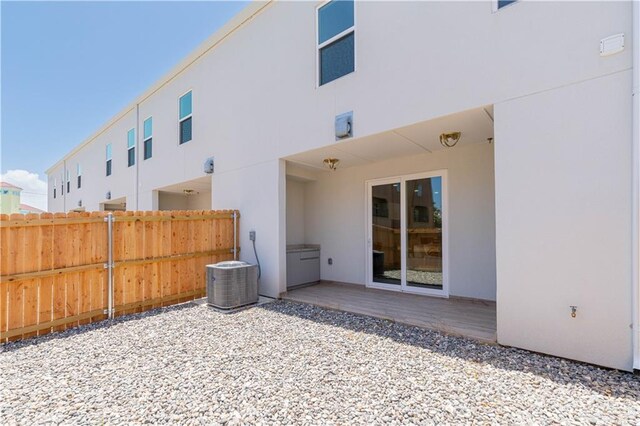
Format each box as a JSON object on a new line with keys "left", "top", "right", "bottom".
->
{"left": 286, "top": 245, "right": 320, "bottom": 289}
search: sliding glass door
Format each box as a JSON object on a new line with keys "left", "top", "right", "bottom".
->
{"left": 367, "top": 171, "right": 447, "bottom": 296}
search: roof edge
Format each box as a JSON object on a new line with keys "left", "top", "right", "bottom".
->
{"left": 46, "top": 0, "right": 273, "bottom": 175}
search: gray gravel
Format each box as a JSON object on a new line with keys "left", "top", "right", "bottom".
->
{"left": 2, "top": 300, "right": 640, "bottom": 425}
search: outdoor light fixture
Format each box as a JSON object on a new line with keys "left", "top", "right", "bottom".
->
{"left": 439, "top": 132, "right": 461, "bottom": 148}
{"left": 323, "top": 158, "right": 340, "bottom": 171}
{"left": 183, "top": 189, "right": 196, "bottom": 195}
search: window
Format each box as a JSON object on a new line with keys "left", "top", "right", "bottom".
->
{"left": 77, "top": 163, "right": 82, "bottom": 189}
{"left": 127, "top": 128, "right": 135, "bottom": 167}
{"left": 179, "top": 91, "right": 192, "bottom": 144}
{"left": 66, "top": 170, "right": 71, "bottom": 193}
{"left": 497, "top": 0, "right": 518, "bottom": 10}
{"left": 53, "top": 178, "right": 57, "bottom": 199}
{"left": 61, "top": 173, "right": 64, "bottom": 195}
{"left": 143, "top": 117, "right": 153, "bottom": 160}
{"left": 106, "top": 144, "right": 112, "bottom": 176}
{"left": 317, "top": 0, "right": 355, "bottom": 86}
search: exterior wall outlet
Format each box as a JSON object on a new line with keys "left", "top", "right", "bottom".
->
{"left": 328, "top": 258, "right": 333, "bottom": 265}
{"left": 249, "top": 230, "right": 256, "bottom": 241}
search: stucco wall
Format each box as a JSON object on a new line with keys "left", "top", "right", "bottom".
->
{"left": 301, "top": 142, "right": 497, "bottom": 301}
{"left": 286, "top": 179, "right": 306, "bottom": 246}
{"left": 48, "top": 1, "right": 632, "bottom": 214}
{"left": 495, "top": 70, "right": 633, "bottom": 371}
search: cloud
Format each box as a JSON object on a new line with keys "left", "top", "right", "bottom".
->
{"left": 1, "top": 169, "right": 48, "bottom": 212}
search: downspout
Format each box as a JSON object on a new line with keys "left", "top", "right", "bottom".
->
{"left": 632, "top": 0, "right": 639, "bottom": 370}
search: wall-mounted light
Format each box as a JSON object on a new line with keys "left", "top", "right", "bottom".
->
{"left": 323, "top": 158, "right": 340, "bottom": 171}
{"left": 439, "top": 132, "right": 461, "bottom": 148}
{"left": 183, "top": 189, "right": 196, "bottom": 195}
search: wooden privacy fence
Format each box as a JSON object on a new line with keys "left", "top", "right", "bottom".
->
{"left": 0, "top": 210, "right": 239, "bottom": 342}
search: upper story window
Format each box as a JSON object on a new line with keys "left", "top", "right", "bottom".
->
{"left": 106, "top": 144, "right": 112, "bottom": 176}
{"left": 53, "top": 178, "right": 57, "bottom": 199}
{"left": 496, "top": 0, "right": 518, "bottom": 10}
{"left": 60, "top": 172, "right": 64, "bottom": 195}
{"left": 66, "top": 170, "right": 71, "bottom": 193}
{"left": 143, "top": 117, "right": 153, "bottom": 160}
{"left": 179, "top": 91, "right": 192, "bottom": 144}
{"left": 317, "top": 0, "right": 355, "bottom": 86}
{"left": 77, "top": 163, "right": 82, "bottom": 189}
{"left": 127, "top": 128, "right": 135, "bottom": 167}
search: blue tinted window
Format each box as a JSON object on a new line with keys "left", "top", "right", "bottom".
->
{"left": 318, "top": 0, "right": 354, "bottom": 44}
{"left": 127, "top": 129, "right": 135, "bottom": 148}
{"left": 179, "top": 91, "right": 192, "bottom": 119}
{"left": 320, "top": 33, "right": 354, "bottom": 85}
{"left": 106, "top": 144, "right": 112, "bottom": 160}
{"left": 180, "top": 117, "right": 192, "bottom": 144}
{"left": 498, "top": 0, "right": 517, "bottom": 9}
{"left": 144, "top": 138, "right": 153, "bottom": 160}
{"left": 144, "top": 117, "right": 153, "bottom": 139}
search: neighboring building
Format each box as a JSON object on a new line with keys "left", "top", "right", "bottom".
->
{"left": 0, "top": 182, "right": 46, "bottom": 214}
{"left": 19, "top": 204, "right": 45, "bottom": 214}
{"left": 0, "top": 182, "right": 23, "bottom": 214}
{"left": 46, "top": 1, "right": 638, "bottom": 371}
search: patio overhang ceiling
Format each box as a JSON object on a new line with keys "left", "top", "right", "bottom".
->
{"left": 285, "top": 105, "right": 494, "bottom": 172}
{"left": 156, "top": 176, "right": 211, "bottom": 195}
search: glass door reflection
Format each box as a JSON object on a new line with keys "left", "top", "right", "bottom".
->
{"left": 371, "top": 182, "right": 401, "bottom": 285}
{"left": 405, "top": 177, "right": 443, "bottom": 290}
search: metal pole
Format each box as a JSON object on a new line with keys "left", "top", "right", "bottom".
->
{"left": 106, "top": 213, "right": 114, "bottom": 319}
{"left": 632, "top": 0, "right": 640, "bottom": 370}
{"left": 233, "top": 211, "right": 238, "bottom": 260}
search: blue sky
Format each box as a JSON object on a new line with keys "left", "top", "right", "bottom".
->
{"left": 1, "top": 1, "right": 248, "bottom": 208}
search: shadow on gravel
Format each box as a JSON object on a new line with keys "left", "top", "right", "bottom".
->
{"left": 258, "top": 300, "right": 640, "bottom": 402}
{"left": 0, "top": 303, "right": 196, "bottom": 354}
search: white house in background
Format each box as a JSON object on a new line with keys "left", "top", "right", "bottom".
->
{"left": 47, "top": 0, "right": 639, "bottom": 371}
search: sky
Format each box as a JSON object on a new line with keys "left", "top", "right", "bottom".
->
{"left": 1, "top": 0, "right": 248, "bottom": 210}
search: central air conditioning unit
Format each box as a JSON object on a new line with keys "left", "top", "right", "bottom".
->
{"left": 206, "top": 261, "right": 258, "bottom": 309}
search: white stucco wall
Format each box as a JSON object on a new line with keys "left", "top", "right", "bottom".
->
{"left": 212, "top": 159, "right": 286, "bottom": 298}
{"left": 495, "top": 70, "right": 633, "bottom": 371}
{"left": 301, "top": 142, "right": 497, "bottom": 301}
{"left": 286, "top": 179, "right": 306, "bottom": 245}
{"left": 48, "top": 1, "right": 632, "bottom": 216}
{"left": 44, "top": 1, "right": 635, "bottom": 370}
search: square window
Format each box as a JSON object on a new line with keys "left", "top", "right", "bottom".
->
{"left": 144, "top": 138, "right": 153, "bottom": 160}
{"left": 317, "top": 0, "right": 354, "bottom": 86}
{"left": 320, "top": 32, "right": 355, "bottom": 86}
{"left": 180, "top": 117, "right": 192, "bottom": 144}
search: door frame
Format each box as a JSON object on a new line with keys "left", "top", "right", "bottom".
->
{"left": 365, "top": 169, "right": 449, "bottom": 297}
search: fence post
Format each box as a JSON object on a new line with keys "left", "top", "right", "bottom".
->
{"left": 233, "top": 210, "right": 238, "bottom": 261}
{"left": 104, "top": 213, "right": 114, "bottom": 319}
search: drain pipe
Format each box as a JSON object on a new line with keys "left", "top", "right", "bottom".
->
{"left": 632, "top": 0, "right": 639, "bottom": 370}
{"left": 105, "top": 213, "right": 115, "bottom": 319}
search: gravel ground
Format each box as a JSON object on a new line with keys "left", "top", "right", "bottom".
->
{"left": 2, "top": 300, "right": 640, "bottom": 425}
